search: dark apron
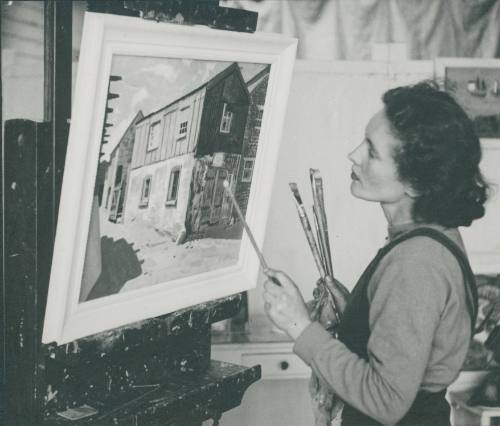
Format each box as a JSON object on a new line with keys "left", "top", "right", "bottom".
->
{"left": 337, "top": 227, "right": 478, "bottom": 426}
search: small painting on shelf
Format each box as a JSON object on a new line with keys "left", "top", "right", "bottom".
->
{"left": 435, "top": 58, "right": 500, "bottom": 139}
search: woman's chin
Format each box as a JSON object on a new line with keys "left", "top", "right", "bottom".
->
{"left": 350, "top": 184, "right": 375, "bottom": 202}
{"left": 350, "top": 181, "right": 363, "bottom": 198}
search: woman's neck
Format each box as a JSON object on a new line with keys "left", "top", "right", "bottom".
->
{"left": 381, "top": 198, "right": 415, "bottom": 227}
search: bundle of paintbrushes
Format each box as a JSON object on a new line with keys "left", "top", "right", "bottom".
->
{"left": 289, "top": 170, "right": 349, "bottom": 426}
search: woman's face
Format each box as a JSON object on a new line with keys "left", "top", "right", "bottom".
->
{"left": 348, "top": 110, "right": 411, "bottom": 204}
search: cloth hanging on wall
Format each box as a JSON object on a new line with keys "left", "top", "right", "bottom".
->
{"left": 222, "top": 0, "right": 500, "bottom": 60}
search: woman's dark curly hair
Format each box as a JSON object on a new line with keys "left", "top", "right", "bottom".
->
{"left": 383, "top": 81, "right": 488, "bottom": 227}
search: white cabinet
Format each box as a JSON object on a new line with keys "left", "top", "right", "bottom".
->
{"left": 211, "top": 341, "right": 314, "bottom": 426}
{"left": 213, "top": 341, "right": 310, "bottom": 380}
{"left": 209, "top": 315, "right": 314, "bottom": 426}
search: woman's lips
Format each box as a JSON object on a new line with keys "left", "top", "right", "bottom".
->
{"left": 351, "top": 171, "right": 359, "bottom": 181}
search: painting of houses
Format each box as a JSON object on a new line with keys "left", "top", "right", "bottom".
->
{"left": 124, "top": 62, "right": 250, "bottom": 242}
{"left": 79, "top": 57, "right": 270, "bottom": 301}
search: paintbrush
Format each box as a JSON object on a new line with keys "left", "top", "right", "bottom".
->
{"left": 222, "top": 180, "right": 280, "bottom": 285}
{"left": 310, "top": 169, "right": 334, "bottom": 277}
{"left": 310, "top": 169, "right": 326, "bottom": 269}
{"left": 289, "top": 182, "right": 342, "bottom": 327}
{"left": 289, "top": 183, "right": 328, "bottom": 279}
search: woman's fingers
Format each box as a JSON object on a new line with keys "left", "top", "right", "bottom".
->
{"left": 263, "top": 286, "right": 288, "bottom": 310}
{"left": 263, "top": 268, "right": 285, "bottom": 288}
{"left": 264, "top": 268, "right": 298, "bottom": 294}
{"left": 263, "top": 278, "right": 282, "bottom": 295}
{"left": 263, "top": 289, "right": 278, "bottom": 303}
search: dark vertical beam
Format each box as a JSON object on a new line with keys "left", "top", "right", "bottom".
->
{"left": 44, "top": 0, "right": 72, "bottom": 232}
{"left": 4, "top": 119, "right": 50, "bottom": 425}
{"left": 0, "top": 3, "right": 5, "bottom": 424}
{"left": 3, "top": 2, "right": 72, "bottom": 424}
{"left": 4, "top": 0, "right": 72, "bottom": 419}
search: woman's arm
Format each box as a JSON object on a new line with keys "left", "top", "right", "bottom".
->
{"left": 264, "top": 243, "right": 455, "bottom": 425}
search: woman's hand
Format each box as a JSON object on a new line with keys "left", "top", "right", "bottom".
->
{"left": 263, "top": 269, "right": 312, "bottom": 340}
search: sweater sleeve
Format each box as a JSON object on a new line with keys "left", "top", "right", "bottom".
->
{"left": 293, "top": 240, "right": 453, "bottom": 425}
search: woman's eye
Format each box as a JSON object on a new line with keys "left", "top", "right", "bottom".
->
{"left": 364, "top": 138, "right": 376, "bottom": 158}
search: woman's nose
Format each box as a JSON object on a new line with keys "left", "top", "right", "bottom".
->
{"left": 348, "top": 144, "right": 361, "bottom": 164}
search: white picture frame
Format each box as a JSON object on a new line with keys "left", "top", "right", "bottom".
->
{"left": 435, "top": 58, "right": 500, "bottom": 274}
{"left": 42, "top": 12, "right": 297, "bottom": 344}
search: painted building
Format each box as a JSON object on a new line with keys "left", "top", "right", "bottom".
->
{"left": 235, "top": 65, "right": 270, "bottom": 216}
{"left": 124, "top": 63, "right": 250, "bottom": 241}
{"left": 101, "top": 110, "right": 144, "bottom": 222}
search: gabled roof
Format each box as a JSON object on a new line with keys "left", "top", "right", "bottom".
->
{"left": 206, "top": 62, "right": 250, "bottom": 100}
{"left": 109, "top": 110, "right": 144, "bottom": 157}
{"left": 137, "top": 62, "right": 250, "bottom": 125}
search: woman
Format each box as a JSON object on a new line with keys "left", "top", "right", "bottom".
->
{"left": 263, "top": 82, "right": 488, "bottom": 425}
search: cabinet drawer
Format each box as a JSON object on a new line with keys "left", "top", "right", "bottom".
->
{"left": 241, "top": 352, "right": 310, "bottom": 379}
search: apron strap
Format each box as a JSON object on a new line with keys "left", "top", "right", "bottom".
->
{"left": 387, "top": 227, "right": 478, "bottom": 333}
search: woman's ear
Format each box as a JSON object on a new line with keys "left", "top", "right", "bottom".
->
{"left": 404, "top": 184, "right": 419, "bottom": 199}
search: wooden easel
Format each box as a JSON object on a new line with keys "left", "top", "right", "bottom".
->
{"left": 2, "top": 1, "right": 260, "bottom": 424}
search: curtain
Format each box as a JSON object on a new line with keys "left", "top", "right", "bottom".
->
{"left": 222, "top": 0, "right": 500, "bottom": 60}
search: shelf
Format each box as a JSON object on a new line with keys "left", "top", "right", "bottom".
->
{"left": 44, "top": 361, "right": 261, "bottom": 425}
{"left": 212, "top": 314, "right": 293, "bottom": 345}
{"left": 450, "top": 389, "right": 500, "bottom": 426}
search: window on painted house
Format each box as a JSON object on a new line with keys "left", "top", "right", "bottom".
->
{"left": 178, "top": 121, "right": 188, "bottom": 137}
{"left": 147, "top": 120, "right": 161, "bottom": 151}
{"left": 166, "top": 168, "right": 181, "bottom": 206}
{"left": 177, "top": 106, "right": 190, "bottom": 139}
{"left": 220, "top": 103, "right": 233, "bottom": 134}
{"left": 105, "top": 187, "right": 111, "bottom": 209}
{"left": 255, "top": 105, "right": 264, "bottom": 128}
{"left": 110, "top": 189, "right": 119, "bottom": 210}
{"left": 241, "top": 158, "right": 255, "bottom": 182}
{"left": 140, "top": 176, "right": 152, "bottom": 207}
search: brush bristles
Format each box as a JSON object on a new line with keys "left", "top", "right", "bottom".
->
{"left": 311, "top": 169, "right": 322, "bottom": 180}
{"left": 289, "top": 182, "right": 303, "bottom": 204}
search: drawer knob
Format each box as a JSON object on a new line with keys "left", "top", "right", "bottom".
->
{"left": 279, "top": 361, "right": 289, "bottom": 370}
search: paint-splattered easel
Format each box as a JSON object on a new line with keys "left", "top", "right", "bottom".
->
{"left": 3, "top": 1, "right": 260, "bottom": 425}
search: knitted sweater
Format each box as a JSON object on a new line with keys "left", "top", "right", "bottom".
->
{"left": 294, "top": 223, "right": 472, "bottom": 425}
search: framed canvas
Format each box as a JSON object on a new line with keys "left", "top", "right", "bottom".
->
{"left": 435, "top": 58, "right": 500, "bottom": 274}
{"left": 42, "top": 12, "right": 297, "bottom": 344}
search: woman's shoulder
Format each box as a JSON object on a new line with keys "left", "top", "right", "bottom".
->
{"left": 369, "top": 226, "right": 466, "bottom": 300}
{"left": 390, "top": 226, "right": 464, "bottom": 263}
{"left": 383, "top": 224, "right": 463, "bottom": 262}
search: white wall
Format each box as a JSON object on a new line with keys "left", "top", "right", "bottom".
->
{"left": 2, "top": 1, "right": 45, "bottom": 122}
